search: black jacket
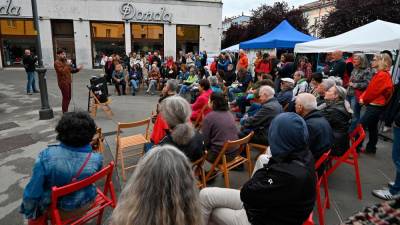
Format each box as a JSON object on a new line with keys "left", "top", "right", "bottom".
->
{"left": 321, "top": 101, "right": 351, "bottom": 156}
{"left": 243, "top": 98, "right": 283, "bottom": 144}
{"left": 384, "top": 83, "right": 400, "bottom": 127}
{"left": 22, "top": 55, "right": 37, "bottom": 72}
{"left": 159, "top": 131, "right": 204, "bottom": 162}
{"left": 304, "top": 110, "right": 333, "bottom": 160}
{"left": 152, "top": 55, "right": 162, "bottom": 69}
{"left": 241, "top": 150, "right": 316, "bottom": 225}
{"left": 278, "top": 62, "right": 295, "bottom": 78}
{"left": 328, "top": 59, "right": 346, "bottom": 79}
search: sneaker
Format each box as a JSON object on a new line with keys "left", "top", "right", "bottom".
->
{"left": 27, "top": 92, "right": 32, "bottom": 95}
{"left": 372, "top": 189, "right": 393, "bottom": 200}
{"left": 132, "top": 92, "right": 136, "bottom": 96}
{"left": 388, "top": 181, "right": 395, "bottom": 189}
{"left": 382, "top": 126, "right": 391, "bottom": 133}
{"left": 33, "top": 90, "right": 40, "bottom": 93}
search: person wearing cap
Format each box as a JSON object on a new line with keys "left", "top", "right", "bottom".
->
{"left": 277, "top": 78, "right": 294, "bottom": 108}
{"left": 200, "top": 113, "right": 316, "bottom": 225}
{"left": 321, "top": 85, "right": 352, "bottom": 156}
{"left": 293, "top": 71, "right": 310, "bottom": 98}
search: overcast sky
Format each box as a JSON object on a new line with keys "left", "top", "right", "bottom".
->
{"left": 222, "top": 0, "right": 315, "bottom": 18}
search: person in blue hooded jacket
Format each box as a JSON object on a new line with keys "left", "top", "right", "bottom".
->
{"left": 200, "top": 113, "right": 316, "bottom": 225}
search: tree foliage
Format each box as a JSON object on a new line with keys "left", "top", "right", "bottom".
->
{"left": 320, "top": 0, "right": 400, "bottom": 37}
{"left": 222, "top": 1, "right": 309, "bottom": 49}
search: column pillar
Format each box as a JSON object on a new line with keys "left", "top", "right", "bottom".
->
{"left": 38, "top": 19, "right": 54, "bottom": 68}
{"left": 73, "top": 20, "right": 92, "bottom": 69}
{"left": 125, "top": 22, "right": 131, "bottom": 55}
{"left": 164, "top": 24, "right": 176, "bottom": 59}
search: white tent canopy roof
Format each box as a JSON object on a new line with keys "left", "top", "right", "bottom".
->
{"left": 294, "top": 20, "right": 400, "bottom": 53}
{"left": 221, "top": 44, "right": 240, "bottom": 52}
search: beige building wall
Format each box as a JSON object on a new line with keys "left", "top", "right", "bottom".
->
{"left": 301, "top": 0, "right": 335, "bottom": 37}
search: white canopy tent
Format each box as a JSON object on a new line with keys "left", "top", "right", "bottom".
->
{"left": 294, "top": 20, "right": 400, "bottom": 83}
{"left": 294, "top": 20, "right": 400, "bottom": 53}
{"left": 221, "top": 44, "right": 240, "bottom": 52}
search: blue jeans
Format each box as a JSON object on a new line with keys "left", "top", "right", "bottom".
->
{"left": 26, "top": 71, "right": 37, "bottom": 93}
{"left": 228, "top": 87, "right": 242, "bottom": 102}
{"left": 390, "top": 127, "right": 400, "bottom": 195}
{"left": 130, "top": 80, "right": 139, "bottom": 94}
{"left": 347, "top": 95, "right": 362, "bottom": 132}
{"left": 179, "top": 84, "right": 191, "bottom": 95}
{"left": 147, "top": 80, "right": 157, "bottom": 94}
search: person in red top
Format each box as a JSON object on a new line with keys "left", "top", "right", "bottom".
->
{"left": 255, "top": 53, "right": 271, "bottom": 79}
{"left": 210, "top": 57, "right": 218, "bottom": 76}
{"left": 296, "top": 56, "right": 313, "bottom": 82}
{"left": 236, "top": 49, "right": 249, "bottom": 72}
{"left": 191, "top": 79, "right": 212, "bottom": 121}
{"left": 253, "top": 51, "right": 262, "bottom": 76}
{"left": 359, "top": 53, "right": 394, "bottom": 154}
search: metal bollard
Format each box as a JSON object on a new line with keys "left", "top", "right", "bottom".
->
{"left": 37, "top": 67, "right": 54, "bottom": 120}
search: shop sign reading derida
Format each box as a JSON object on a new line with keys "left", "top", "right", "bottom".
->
{"left": 120, "top": 2, "right": 172, "bottom": 22}
{"left": 0, "top": 0, "right": 21, "bottom": 16}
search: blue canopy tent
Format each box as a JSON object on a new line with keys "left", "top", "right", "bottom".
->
{"left": 239, "top": 20, "right": 316, "bottom": 50}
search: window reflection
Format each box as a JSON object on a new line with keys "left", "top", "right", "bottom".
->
{"left": 176, "top": 25, "right": 199, "bottom": 54}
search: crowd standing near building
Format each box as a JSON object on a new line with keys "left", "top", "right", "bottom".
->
{"left": 19, "top": 41, "right": 400, "bottom": 224}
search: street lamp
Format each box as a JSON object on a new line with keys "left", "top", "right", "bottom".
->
{"left": 31, "top": 0, "right": 53, "bottom": 120}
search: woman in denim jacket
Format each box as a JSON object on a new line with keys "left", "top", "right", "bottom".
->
{"left": 20, "top": 112, "right": 103, "bottom": 223}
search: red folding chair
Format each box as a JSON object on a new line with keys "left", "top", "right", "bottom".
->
{"left": 50, "top": 162, "right": 117, "bottom": 225}
{"left": 326, "top": 124, "right": 366, "bottom": 200}
{"left": 302, "top": 212, "right": 314, "bottom": 225}
{"left": 315, "top": 150, "right": 331, "bottom": 225}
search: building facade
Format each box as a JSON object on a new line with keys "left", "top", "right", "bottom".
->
{"left": 299, "top": 0, "right": 335, "bottom": 37}
{"left": 0, "top": 0, "right": 222, "bottom": 69}
{"left": 222, "top": 14, "right": 250, "bottom": 32}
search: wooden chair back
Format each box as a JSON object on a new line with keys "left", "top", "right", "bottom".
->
{"left": 117, "top": 118, "right": 151, "bottom": 140}
{"left": 205, "top": 132, "right": 254, "bottom": 187}
{"left": 192, "top": 151, "right": 208, "bottom": 189}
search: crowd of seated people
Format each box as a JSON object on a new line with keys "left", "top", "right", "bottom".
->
{"left": 20, "top": 49, "right": 400, "bottom": 225}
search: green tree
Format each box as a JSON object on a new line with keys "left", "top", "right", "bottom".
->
{"left": 222, "top": 1, "right": 309, "bottom": 49}
{"left": 320, "top": 0, "right": 400, "bottom": 37}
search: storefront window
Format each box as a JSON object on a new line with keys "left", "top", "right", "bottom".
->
{"left": 52, "top": 20, "right": 75, "bottom": 61}
{"left": 91, "top": 22, "right": 125, "bottom": 68}
{"left": 131, "top": 23, "right": 163, "bottom": 55}
{"left": 176, "top": 25, "right": 199, "bottom": 54}
{"left": 0, "top": 19, "right": 37, "bottom": 67}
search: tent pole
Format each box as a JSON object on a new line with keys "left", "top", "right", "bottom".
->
{"left": 393, "top": 49, "right": 400, "bottom": 84}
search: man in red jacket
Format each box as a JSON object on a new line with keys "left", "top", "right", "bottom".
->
{"left": 54, "top": 50, "right": 83, "bottom": 113}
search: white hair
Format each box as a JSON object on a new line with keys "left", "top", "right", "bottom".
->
{"left": 296, "top": 93, "right": 317, "bottom": 111}
{"left": 259, "top": 85, "right": 275, "bottom": 97}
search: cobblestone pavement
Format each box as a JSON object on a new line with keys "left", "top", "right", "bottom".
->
{"left": 0, "top": 69, "right": 396, "bottom": 225}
